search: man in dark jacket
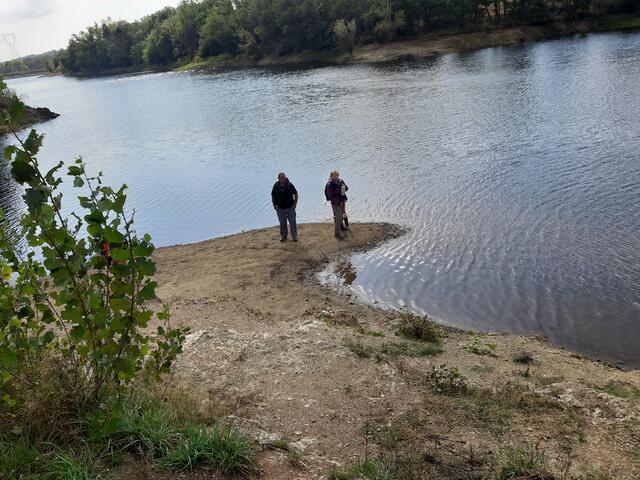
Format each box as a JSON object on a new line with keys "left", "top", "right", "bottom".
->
{"left": 324, "top": 170, "right": 348, "bottom": 239}
{"left": 271, "top": 172, "right": 298, "bottom": 242}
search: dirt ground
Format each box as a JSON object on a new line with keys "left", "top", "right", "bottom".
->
{"left": 144, "top": 223, "right": 639, "bottom": 479}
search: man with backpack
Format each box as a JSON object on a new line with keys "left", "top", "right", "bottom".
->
{"left": 271, "top": 172, "right": 298, "bottom": 242}
{"left": 324, "top": 170, "right": 349, "bottom": 239}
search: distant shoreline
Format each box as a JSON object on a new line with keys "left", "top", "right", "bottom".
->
{"left": 0, "top": 104, "right": 59, "bottom": 137}
{"left": 182, "top": 18, "right": 640, "bottom": 72}
{"left": 4, "top": 15, "right": 638, "bottom": 80}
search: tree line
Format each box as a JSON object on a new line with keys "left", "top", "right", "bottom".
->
{"left": 0, "top": 50, "right": 61, "bottom": 77}
{"left": 40, "top": 0, "right": 640, "bottom": 74}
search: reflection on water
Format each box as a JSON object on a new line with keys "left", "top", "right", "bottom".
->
{"left": 4, "top": 31, "right": 640, "bottom": 367}
{"left": 0, "top": 139, "right": 24, "bottom": 228}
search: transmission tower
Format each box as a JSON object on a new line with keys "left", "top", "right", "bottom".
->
{"left": 1, "top": 33, "right": 19, "bottom": 59}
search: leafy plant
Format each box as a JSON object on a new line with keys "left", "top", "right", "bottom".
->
{"left": 427, "top": 364, "right": 468, "bottom": 395}
{"left": 396, "top": 310, "right": 440, "bottom": 343}
{"left": 0, "top": 79, "right": 187, "bottom": 419}
{"left": 465, "top": 334, "right": 497, "bottom": 356}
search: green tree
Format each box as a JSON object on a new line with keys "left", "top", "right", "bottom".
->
{"left": 0, "top": 79, "right": 187, "bottom": 415}
{"left": 199, "top": 4, "right": 240, "bottom": 57}
{"left": 334, "top": 18, "right": 358, "bottom": 54}
{"left": 143, "top": 21, "right": 177, "bottom": 65}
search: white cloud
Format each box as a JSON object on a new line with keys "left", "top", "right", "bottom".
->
{"left": 0, "top": 0, "right": 59, "bottom": 20}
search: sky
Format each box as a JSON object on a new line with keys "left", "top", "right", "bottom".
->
{"left": 0, "top": 0, "right": 179, "bottom": 61}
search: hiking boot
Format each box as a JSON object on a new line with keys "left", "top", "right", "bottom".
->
{"left": 292, "top": 238, "right": 298, "bottom": 242}
{"left": 280, "top": 237, "right": 286, "bottom": 242}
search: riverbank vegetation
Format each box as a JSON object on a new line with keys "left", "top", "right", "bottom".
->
{"left": 47, "top": 0, "right": 640, "bottom": 75}
{"left": 0, "top": 80, "right": 58, "bottom": 136}
{"left": 0, "top": 82, "right": 256, "bottom": 479}
{"left": 0, "top": 50, "right": 62, "bottom": 78}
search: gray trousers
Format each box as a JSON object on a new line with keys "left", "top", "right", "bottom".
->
{"left": 332, "top": 203, "right": 344, "bottom": 237}
{"left": 276, "top": 207, "right": 297, "bottom": 239}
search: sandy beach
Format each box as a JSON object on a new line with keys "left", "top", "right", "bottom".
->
{"left": 143, "top": 222, "right": 640, "bottom": 479}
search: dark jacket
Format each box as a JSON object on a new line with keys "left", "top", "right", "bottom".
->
{"left": 271, "top": 180, "right": 298, "bottom": 209}
{"left": 324, "top": 179, "right": 348, "bottom": 206}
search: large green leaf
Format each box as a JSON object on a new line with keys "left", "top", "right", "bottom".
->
{"left": 85, "top": 210, "right": 105, "bottom": 224}
{"left": 11, "top": 159, "right": 38, "bottom": 183}
{"left": 23, "top": 130, "right": 43, "bottom": 155}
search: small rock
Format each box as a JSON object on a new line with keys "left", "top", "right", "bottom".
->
{"left": 290, "top": 437, "right": 318, "bottom": 454}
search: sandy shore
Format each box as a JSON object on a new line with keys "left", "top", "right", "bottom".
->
{"left": 147, "top": 223, "right": 639, "bottom": 479}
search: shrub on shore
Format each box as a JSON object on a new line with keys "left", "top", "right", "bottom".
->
{"left": 396, "top": 310, "right": 441, "bottom": 343}
{"left": 0, "top": 77, "right": 254, "bottom": 478}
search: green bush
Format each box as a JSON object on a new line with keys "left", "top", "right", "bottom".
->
{"left": 0, "top": 78, "right": 188, "bottom": 431}
{"left": 465, "top": 334, "right": 497, "bottom": 356}
{"left": 427, "top": 364, "right": 468, "bottom": 395}
{"left": 396, "top": 310, "right": 440, "bottom": 343}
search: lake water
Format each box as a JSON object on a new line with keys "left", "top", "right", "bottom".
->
{"left": 3, "top": 31, "right": 640, "bottom": 367}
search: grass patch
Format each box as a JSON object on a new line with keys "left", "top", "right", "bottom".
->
{"left": 471, "top": 364, "right": 496, "bottom": 375}
{"left": 463, "top": 382, "right": 562, "bottom": 435}
{"left": 595, "top": 380, "right": 640, "bottom": 399}
{"left": 175, "top": 53, "right": 236, "bottom": 71}
{"left": 161, "top": 424, "right": 254, "bottom": 474}
{"left": 0, "top": 440, "right": 108, "bottom": 480}
{"left": 494, "top": 443, "right": 555, "bottom": 480}
{"left": 345, "top": 338, "right": 442, "bottom": 360}
{"left": 0, "top": 438, "right": 43, "bottom": 479}
{"left": 358, "top": 324, "right": 385, "bottom": 337}
{"left": 578, "top": 469, "right": 617, "bottom": 480}
{"left": 599, "top": 15, "right": 640, "bottom": 32}
{"left": 287, "top": 448, "right": 305, "bottom": 468}
{"left": 1, "top": 390, "right": 258, "bottom": 479}
{"left": 345, "top": 338, "right": 374, "bottom": 358}
{"left": 364, "top": 420, "right": 404, "bottom": 451}
{"left": 50, "top": 446, "right": 109, "bottom": 480}
{"left": 465, "top": 335, "right": 497, "bottom": 356}
{"left": 268, "top": 439, "right": 290, "bottom": 451}
{"left": 328, "top": 459, "right": 393, "bottom": 480}
{"left": 396, "top": 310, "right": 441, "bottom": 343}
{"left": 379, "top": 341, "right": 442, "bottom": 357}
{"left": 87, "top": 392, "right": 178, "bottom": 458}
